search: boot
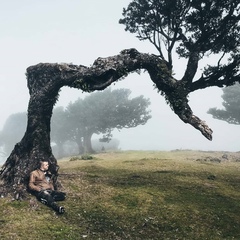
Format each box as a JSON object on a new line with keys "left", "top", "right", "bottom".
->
{"left": 51, "top": 202, "right": 65, "bottom": 214}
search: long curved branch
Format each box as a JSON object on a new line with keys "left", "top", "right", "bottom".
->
{"left": 27, "top": 48, "right": 215, "bottom": 140}
{"left": 167, "top": 94, "right": 213, "bottom": 140}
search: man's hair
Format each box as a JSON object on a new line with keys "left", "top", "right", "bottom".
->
{"left": 40, "top": 159, "right": 49, "bottom": 162}
{"left": 39, "top": 160, "right": 49, "bottom": 168}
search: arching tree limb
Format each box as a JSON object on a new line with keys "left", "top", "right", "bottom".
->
{"left": 0, "top": 48, "right": 218, "bottom": 198}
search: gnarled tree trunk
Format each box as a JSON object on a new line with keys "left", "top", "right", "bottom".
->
{"left": 0, "top": 66, "right": 60, "bottom": 198}
{"left": 0, "top": 48, "right": 217, "bottom": 198}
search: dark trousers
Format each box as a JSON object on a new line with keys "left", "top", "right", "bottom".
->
{"left": 36, "top": 190, "right": 66, "bottom": 210}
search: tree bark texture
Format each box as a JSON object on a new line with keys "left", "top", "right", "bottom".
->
{"left": 0, "top": 48, "right": 218, "bottom": 198}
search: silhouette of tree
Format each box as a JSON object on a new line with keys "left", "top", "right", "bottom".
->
{"left": 66, "top": 88, "right": 151, "bottom": 154}
{"left": 208, "top": 83, "right": 240, "bottom": 124}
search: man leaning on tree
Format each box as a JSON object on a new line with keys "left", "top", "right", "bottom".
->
{"left": 29, "top": 159, "right": 66, "bottom": 214}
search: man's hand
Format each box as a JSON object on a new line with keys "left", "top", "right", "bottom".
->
{"left": 40, "top": 189, "right": 52, "bottom": 195}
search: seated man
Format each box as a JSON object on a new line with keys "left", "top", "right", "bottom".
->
{"left": 29, "top": 159, "right": 66, "bottom": 214}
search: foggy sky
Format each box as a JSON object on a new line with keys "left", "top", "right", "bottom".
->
{"left": 0, "top": 0, "right": 239, "bottom": 153}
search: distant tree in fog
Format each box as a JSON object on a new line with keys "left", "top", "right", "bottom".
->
{"left": 50, "top": 106, "right": 71, "bottom": 157}
{"left": 65, "top": 88, "right": 151, "bottom": 154}
{"left": 208, "top": 83, "right": 240, "bottom": 124}
{"left": 0, "top": 112, "right": 27, "bottom": 156}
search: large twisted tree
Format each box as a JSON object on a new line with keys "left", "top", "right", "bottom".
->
{"left": 0, "top": 0, "right": 240, "bottom": 198}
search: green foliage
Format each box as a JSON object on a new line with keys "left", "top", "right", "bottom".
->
{"left": 66, "top": 88, "right": 151, "bottom": 132}
{"left": 81, "top": 154, "right": 94, "bottom": 160}
{"left": 62, "top": 88, "right": 151, "bottom": 153}
{"left": 1, "top": 150, "right": 240, "bottom": 239}
{"left": 208, "top": 83, "right": 240, "bottom": 124}
{"left": 69, "top": 156, "right": 81, "bottom": 161}
{"left": 120, "top": 0, "right": 240, "bottom": 60}
{"left": 69, "top": 155, "right": 94, "bottom": 161}
{"left": 120, "top": 0, "right": 240, "bottom": 87}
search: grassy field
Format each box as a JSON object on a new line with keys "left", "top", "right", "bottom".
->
{"left": 1, "top": 150, "right": 240, "bottom": 239}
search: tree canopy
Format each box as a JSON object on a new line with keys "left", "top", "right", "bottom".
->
{"left": 120, "top": 0, "right": 240, "bottom": 87}
{"left": 53, "top": 88, "right": 151, "bottom": 154}
{"left": 208, "top": 83, "right": 240, "bottom": 124}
